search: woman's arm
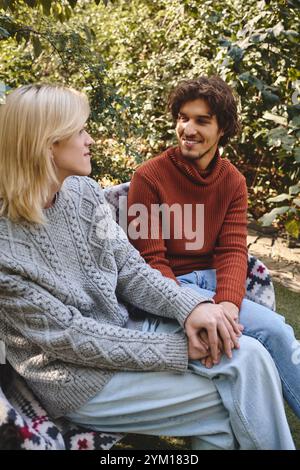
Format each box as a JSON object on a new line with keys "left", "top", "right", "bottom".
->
{"left": 0, "top": 272, "right": 188, "bottom": 373}
{"left": 114, "top": 230, "right": 212, "bottom": 327}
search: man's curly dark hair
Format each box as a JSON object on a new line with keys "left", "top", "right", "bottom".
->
{"left": 168, "top": 76, "right": 241, "bottom": 147}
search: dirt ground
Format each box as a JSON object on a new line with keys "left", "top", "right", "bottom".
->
{"left": 247, "top": 228, "right": 300, "bottom": 293}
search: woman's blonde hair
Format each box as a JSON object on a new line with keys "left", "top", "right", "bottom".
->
{"left": 0, "top": 84, "right": 90, "bottom": 224}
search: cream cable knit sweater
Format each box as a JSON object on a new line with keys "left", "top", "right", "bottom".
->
{"left": 0, "top": 176, "right": 209, "bottom": 418}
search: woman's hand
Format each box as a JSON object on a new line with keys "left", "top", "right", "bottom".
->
{"left": 185, "top": 303, "right": 240, "bottom": 362}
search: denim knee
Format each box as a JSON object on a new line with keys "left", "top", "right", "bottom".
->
{"left": 238, "top": 335, "right": 274, "bottom": 365}
{"left": 241, "top": 300, "right": 289, "bottom": 339}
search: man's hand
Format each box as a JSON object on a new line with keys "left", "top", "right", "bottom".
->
{"left": 219, "top": 301, "right": 244, "bottom": 334}
{"left": 185, "top": 303, "right": 240, "bottom": 363}
{"left": 197, "top": 302, "right": 244, "bottom": 369}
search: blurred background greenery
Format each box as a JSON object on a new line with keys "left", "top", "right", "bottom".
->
{"left": 0, "top": 0, "right": 299, "bottom": 449}
{"left": 0, "top": 0, "right": 299, "bottom": 238}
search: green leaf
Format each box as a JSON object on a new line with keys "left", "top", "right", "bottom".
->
{"left": 267, "top": 127, "right": 288, "bottom": 147}
{"left": 228, "top": 46, "right": 244, "bottom": 62}
{"left": 289, "top": 184, "right": 300, "bottom": 195}
{"left": 0, "top": 26, "right": 10, "bottom": 38}
{"left": 15, "top": 30, "right": 25, "bottom": 44}
{"left": 294, "top": 147, "right": 300, "bottom": 162}
{"left": 259, "top": 206, "right": 290, "bottom": 226}
{"left": 272, "top": 22, "right": 284, "bottom": 38}
{"left": 83, "top": 25, "right": 92, "bottom": 42}
{"left": 291, "top": 116, "right": 300, "bottom": 128}
{"left": 261, "top": 90, "right": 280, "bottom": 106}
{"left": 24, "top": 0, "right": 37, "bottom": 7}
{"left": 263, "top": 112, "right": 287, "bottom": 126}
{"left": 285, "top": 219, "right": 300, "bottom": 239}
{"left": 293, "top": 199, "right": 300, "bottom": 207}
{"left": 250, "top": 32, "right": 268, "bottom": 43}
{"left": 40, "top": 0, "right": 52, "bottom": 15}
{"left": 67, "top": 0, "right": 77, "bottom": 8}
{"left": 238, "top": 72, "right": 264, "bottom": 90}
{"left": 219, "top": 38, "right": 231, "bottom": 47}
{"left": 267, "top": 193, "right": 292, "bottom": 203}
{"left": 32, "top": 35, "right": 42, "bottom": 58}
{"left": 285, "top": 29, "right": 299, "bottom": 43}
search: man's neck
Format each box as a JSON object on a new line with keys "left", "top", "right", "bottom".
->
{"left": 187, "top": 147, "right": 219, "bottom": 171}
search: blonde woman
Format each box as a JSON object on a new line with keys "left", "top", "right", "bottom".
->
{"left": 0, "top": 84, "right": 295, "bottom": 450}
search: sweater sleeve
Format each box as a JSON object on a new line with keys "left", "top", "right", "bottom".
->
{"left": 213, "top": 178, "right": 248, "bottom": 308}
{"left": 113, "top": 226, "right": 212, "bottom": 328}
{"left": 127, "top": 170, "right": 178, "bottom": 281}
{"left": 0, "top": 270, "right": 189, "bottom": 373}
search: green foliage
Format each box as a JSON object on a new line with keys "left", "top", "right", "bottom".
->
{"left": 0, "top": 0, "right": 112, "bottom": 21}
{"left": 0, "top": 0, "right": 139, "bottom": 185}
{"left": 0, "top": 0, "right": 299, "bottom": 236}
{"left": 259, "top": 182, "right": 300, "bottom": 238}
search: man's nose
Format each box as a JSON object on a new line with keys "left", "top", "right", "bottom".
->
{"left": 183, "top": 121, "right": 197, "bottom": 135}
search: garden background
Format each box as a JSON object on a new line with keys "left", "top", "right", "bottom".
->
{"left": 0, "top": 0, "right": 299, "bottom": 449}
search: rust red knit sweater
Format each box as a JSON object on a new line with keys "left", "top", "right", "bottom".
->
{"left": 128, "top": 146, "right": 248, "bottom": 308}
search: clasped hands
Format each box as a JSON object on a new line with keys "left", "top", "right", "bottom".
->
{"left": 185, "top": 301, "right": 244, "bottom": 368}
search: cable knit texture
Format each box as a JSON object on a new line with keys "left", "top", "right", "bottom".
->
{"left": 0, "top": 176, "right": 210, "bottom": 418}
{"left": 128, "top": 146, "right": 248, "bottom": 308}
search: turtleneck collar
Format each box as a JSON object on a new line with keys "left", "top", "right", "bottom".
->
{"left": 167, "top": 146, "right": 228, "bottom": 186}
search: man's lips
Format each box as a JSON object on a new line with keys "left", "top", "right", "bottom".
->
{"left": 182, "top": 138, "right": 203, "bottom": 148}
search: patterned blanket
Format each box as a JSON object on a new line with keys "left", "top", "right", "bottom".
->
{"left": 0, "top": 366, "right": 123, "bottom": 450}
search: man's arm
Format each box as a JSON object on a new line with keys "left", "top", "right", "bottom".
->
{"left": 213, "top": 178, "right": 248, "bottom": 309}
{"left": 127, "top": 170, "right": 178, "bottom": 281}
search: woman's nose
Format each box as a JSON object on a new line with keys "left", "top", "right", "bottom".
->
{"left": 86, "top": 133, "right": 95, "bottom": 145}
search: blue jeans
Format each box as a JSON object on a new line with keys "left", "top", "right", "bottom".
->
{"left": 67, "top": 316, "right": 295, "bottom": 450}
{"left": 177, "top": 270, "right": 300, "bottom": 418}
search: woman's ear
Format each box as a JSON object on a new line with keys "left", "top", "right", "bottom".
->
{"left": 49, "top": 141, "right": 58, "bottom": 157}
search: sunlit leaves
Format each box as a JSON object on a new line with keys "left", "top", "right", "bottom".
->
{"left": 0, "top": 0, "right": 299, "bottom": 236}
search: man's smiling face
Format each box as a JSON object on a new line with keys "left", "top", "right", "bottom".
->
{"left": 176, "top": 98, "right": 224, "bottom": 170}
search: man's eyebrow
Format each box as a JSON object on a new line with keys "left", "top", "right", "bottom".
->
{"left": 196, "top": 114, "right": 212, "bottom": 119}
{"left": 178, "top": 112, "right": 213, "bottom": 119}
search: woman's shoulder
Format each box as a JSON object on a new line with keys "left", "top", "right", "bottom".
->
{"left": 63, "top": 176, "right": 105, "bottom": 202}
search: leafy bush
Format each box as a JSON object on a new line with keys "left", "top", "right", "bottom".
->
{"left": 1, "top": 0, "right": 299, "bottom": 237}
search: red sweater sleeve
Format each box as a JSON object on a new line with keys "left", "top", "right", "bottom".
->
{"left": 213, "top": 179, "right": 248, "bottom": 308}
{"left": 127, "top": 171, "right": 178, "bottom": 282}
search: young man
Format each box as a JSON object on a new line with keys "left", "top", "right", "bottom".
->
{"left": 127, "top": 76, "right": 300, "bottom": 418}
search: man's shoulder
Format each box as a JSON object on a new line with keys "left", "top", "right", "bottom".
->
{"left": 135, "top": 147, "right": 175, "bottom": 178}
{"left": 222, "top": 158, "right": 246, "bottom": 184}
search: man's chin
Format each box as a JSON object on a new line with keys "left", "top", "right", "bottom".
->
{"left": 180, "top": 148, "right": 200, "bottom": 160}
